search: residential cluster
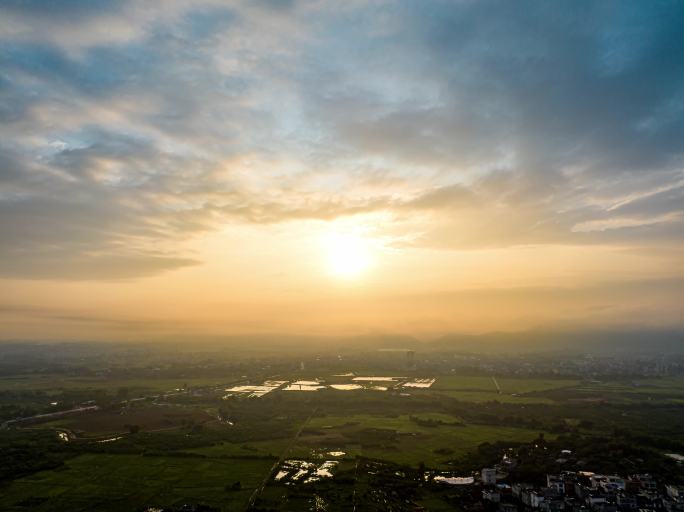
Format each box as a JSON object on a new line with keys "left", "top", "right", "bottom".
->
{"left": 472, "top": 467, "right": 684, "bottom": 512}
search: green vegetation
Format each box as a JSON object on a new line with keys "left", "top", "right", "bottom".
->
{"left": 431, "top": 376, "right": 580, "bottom": 403}
{"left": 299, "top": 413, "right": 551, "bottom": 467}
{"left": 42, "top": 405, "right": 216, "bottom": 437}
{"left": 187, "top": 439, "right": 291, "bottom": 459}
{"left": 0, "top": 376, "right": 232, "bottom": 393}
{"left": 2, "top": 343, "right": 684, "bottom": 511}
{"left": 1, "top": 453, "right": 273, "bottom": 512}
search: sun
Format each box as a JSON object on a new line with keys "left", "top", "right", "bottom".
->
{"left": 325, "top": 232, "right": 373, "bottom": 279}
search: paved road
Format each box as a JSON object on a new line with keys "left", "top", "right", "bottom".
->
{"left": 1, "top": 405, "right": 100, "bottom": 429}
{"left": 491, "top": 376, "right": 501, "bottom": 394}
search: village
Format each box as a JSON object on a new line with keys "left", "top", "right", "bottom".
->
{"left": 441, "top": 461, "right": 684, "bottom": 512}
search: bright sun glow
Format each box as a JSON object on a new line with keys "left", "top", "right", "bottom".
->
{"left": 325, "top": 232, "right": 373, "bottom": 278}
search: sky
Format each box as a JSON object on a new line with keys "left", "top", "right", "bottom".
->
{"left": 1, "top": 0, "right": 683, "bottom": 341}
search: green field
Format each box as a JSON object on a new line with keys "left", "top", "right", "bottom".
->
{"left": 432, "top": 376, "right": 497, "bottom": 391}
{"left": 0, "top": 375, "right": 234, "bottom": 393}
{"left": 187, "top": 438, "right": 291, "bottom": 458}
{"left": 3, "top": 370, "right": 684, "bottom": 510}
{"left": 292, "top": 413, "right": 550, "bottom": 468}
{"left": 0, "top": 453, "right": 273, "bottom": 512}
{"left": 40, "top": 405, "right": 217, "bottom": 437}
{"left": 430, "top": 376, "right": 579, "bottom": 403}
{"left": 537, "top": 377, "right": 684, "bottom": 403}
{"left": 495, "top": 377, "right": 581, "bottom": 393}
{"left": 430, "top": 390, "right": 555, "bottom": 403}
{"left": 308, "top": 413, "right": 461, "bottom": 431}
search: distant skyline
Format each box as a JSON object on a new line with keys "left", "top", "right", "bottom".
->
{"left": 1, "top": 1, "right": 683, "bottom": 340}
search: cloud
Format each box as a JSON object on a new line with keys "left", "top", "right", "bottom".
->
{"left": 0, "top": 1, "right": 683, "bottom": 278}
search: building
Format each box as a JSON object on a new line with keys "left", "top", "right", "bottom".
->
{"left": 483, "top": 467, "right": 497, "bottom": 485}
{"left": 617, "top": 493, "right": 638, "bottom": 510}
{"left": 513, "top": 483, "right": 534, "bottom": 498}
{"left": 541, "top": 498, "right": 565, "bottom": 512}
{"left": 522, "top": 490, "right": 546, "bottom": 508}
{"left": 585, "top": 492, "right": 607, "bottom": 509}
{"left": 499, "top": 503, "right": 518, "bottom": 512}
{"left": 666, "top": 486, "right": 684, "bottom": 504}
{"left": 601, "top": 477, "right": 626, "bottom": 492}
{"left": 483, "top": 490, "right": 501, "bottom": 503}
{"left": 629, "top": 475, "right": 657, "bottom": 493}
{"left": 547, "top": 475, "right": 566, "bottom": 495}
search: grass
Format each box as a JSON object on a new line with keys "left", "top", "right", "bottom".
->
{"left": 495, "top": 377, "right": 580, "bottom": 393}
{"left": 40, "top": 405, "right": 215, "bottom": 436}
{"left": 409, "top": 412, "right": 464, "bottom": 424}
{"left": 430, "top": 376, "right": 579, "bottom": 403}
{"left": 431, "top": 390, "right": 554, "bottom": 404}
{"left": 308, "top": 413, "right": 436, "bottom": 431}
{"left": 0, "top": 453, "right": 274, "bottom": 512}
{"left": 294, "top": 413, "right": 549, "bottom": 468}
{"left": 186, "top": 438, "right": 290, "bottom": 458}
{"left": 0, "top": 375, "right": 235, "bottom": 393}
{"left": 541, "top": 377, "right": 684, "bottom": 403}
{"left": 635, "top": 376, "right": 684, "bottom": 389}
{"left": 432, "top": 376, "right": 497, "bottom": 391}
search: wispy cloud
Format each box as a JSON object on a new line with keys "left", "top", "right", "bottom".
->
{"left": 1, "top": 0, "right": 683, "bottom": 279}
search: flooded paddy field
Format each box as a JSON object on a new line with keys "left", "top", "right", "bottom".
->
{"left": 273, "top": 459, "right": 339, "bottom": 484}
{"left": 223, "top": 380, "right": 286, "bottom": 398}
{"left": 257, "top": 458, "right": 475, "bottom": 511}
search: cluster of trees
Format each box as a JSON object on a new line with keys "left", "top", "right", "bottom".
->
{"left": 0, "top": 430, "right": 73, "bottom": 482}
{"left": 409, "top": 414, "right": 465, "bottom": 428}
{"left": 460, "top": 431, "right": 684, "bottom": 486}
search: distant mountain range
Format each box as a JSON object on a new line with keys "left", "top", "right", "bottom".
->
{"left": 2, "top": 329, "right": 683, "bottom": 355}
